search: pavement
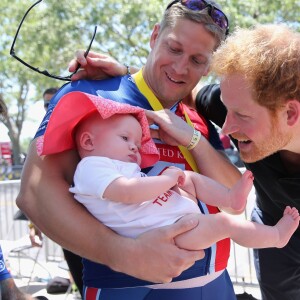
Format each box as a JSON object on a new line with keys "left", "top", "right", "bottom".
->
{"left": 9, "top": 255, "right": 81, "bottom": 299}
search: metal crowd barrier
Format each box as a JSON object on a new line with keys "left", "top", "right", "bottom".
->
{"left": 0, "top": 180, "right": 63, "bottom": 262}
{"left": 0, "top": 179, "right": 260, "bottom": 288}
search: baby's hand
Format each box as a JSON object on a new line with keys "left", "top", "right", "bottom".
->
{"left": 161, "top": 167, "right": 185, "bottom": 186}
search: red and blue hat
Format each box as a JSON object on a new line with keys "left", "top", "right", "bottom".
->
{"left": 36, "top": 91, "right": 160, "bottom": 168}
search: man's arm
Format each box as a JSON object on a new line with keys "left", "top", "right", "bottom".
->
{"left": 1, "top": 278, "right": 29, "bottom": 300}
{"left": 69, "top": 51, "right": 139, "bottom": 81}
{"left": 189, "top": 131, "right": 241, "bottom": 188}
{"left": 145, "top": 110, "right": 241, "bottom": 189}
{"left": 0, "top": 277, "right": 46, "bottom": 300}
{"left": 16, "top": 139, "right": 204, "bottom": 283}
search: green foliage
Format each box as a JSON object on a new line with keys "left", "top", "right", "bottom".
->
{"left": 0, "top": 0, "right": 299, "bottom": 164}
{"left": 220, "top": 0, "right": 300, "bottom": 31}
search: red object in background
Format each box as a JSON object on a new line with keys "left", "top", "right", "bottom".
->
{"left": 0, "top": 142, "right": 12, "bottom": 164}
{"left": 220, "top": 133, "right": 232, "bottom": 150}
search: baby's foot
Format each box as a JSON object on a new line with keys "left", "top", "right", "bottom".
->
{"left": 228, "top": 170, "right": 254, "bottom": 212}
{"left": 275, "top": 206, "right": 300, "bottom": 248}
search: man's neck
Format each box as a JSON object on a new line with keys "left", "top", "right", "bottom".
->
{"left": 280, "top": 150, "right": 300, "bottom": 174}
{"left": 141, "top": 68, "right": 179, "bottom": 109}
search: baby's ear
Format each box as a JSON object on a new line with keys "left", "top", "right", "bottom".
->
{"left": 80, "top": 132, "right": 94, "bottom": 151}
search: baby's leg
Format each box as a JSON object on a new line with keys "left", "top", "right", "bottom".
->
{"left": 174, "top": 213, "right": 237, "bottom": 250}
{"left": 174, "top": 206, "right": 300, "bottom": 251}
{"left": 272, "top": 206, "right": 300, "bottom": 248}
{"left": 227, "top": 170, "right": 253, "bottom": 211}
{"left": 229, "top": 206, "right": 300, "bottom": 248}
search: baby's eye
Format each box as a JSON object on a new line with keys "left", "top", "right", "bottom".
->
{"left": 121, "top": 136, "right": 128, "bottom": 141}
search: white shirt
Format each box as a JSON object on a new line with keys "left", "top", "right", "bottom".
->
{"left": 70, "top": 156, "right": 199, "bottom": 238}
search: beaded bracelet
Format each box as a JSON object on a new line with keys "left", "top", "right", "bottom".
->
{"left": 186, "top": 129, "right": 201, "bottom": 150}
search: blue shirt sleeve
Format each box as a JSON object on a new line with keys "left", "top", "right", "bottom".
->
{"left": 0, "top": 245, "right": 11, "bottom": 281}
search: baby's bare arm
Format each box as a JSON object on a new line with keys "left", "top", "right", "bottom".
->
{"left": 180, "top": 171, "right": 253, "bottom": 214}
{"left": 104, "top": 167, "right": 185, "bottom": 204}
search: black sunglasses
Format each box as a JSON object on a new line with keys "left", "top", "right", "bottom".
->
{"left": 10, "top": 0, "right": 97, "bottom": 81}
{"left": 166, "top": 0, "right": 229, "bottom": 35}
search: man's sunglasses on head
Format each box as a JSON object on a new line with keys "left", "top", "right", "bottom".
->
{"left": 10, "top": 0, "right": 97, "bottom": 81}
{"left": 166, "top": 0, "right": 229, "bottom": 35}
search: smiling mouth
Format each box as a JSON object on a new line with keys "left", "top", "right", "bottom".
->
{"left": 166, "top": 72, "right": 184, "bottom": 84}
{"left": 238, "top": 139, "right": 251, "bottom": 144}
{"left": 231, "top": 136, "right": 252, "bottom": 146}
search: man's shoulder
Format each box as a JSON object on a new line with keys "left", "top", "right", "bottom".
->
{"left": 59, "top": 77, "right": 124, "bottom": 95}
{"left": 245, "top": 153, "right": 280, "bottom": 171}
{"left": 50, "top": 76, "right": 132, "bottom": 104}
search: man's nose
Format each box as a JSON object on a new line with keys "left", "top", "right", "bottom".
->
{"left": 173, "top": 56, "right": 188, "bottom": 75}
{"left": 222, "top": 116, "right": 239, "bottom": 135}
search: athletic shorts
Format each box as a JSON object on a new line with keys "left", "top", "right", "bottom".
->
{"left": 83, "top": 269, "right": 236, "bottom": 300}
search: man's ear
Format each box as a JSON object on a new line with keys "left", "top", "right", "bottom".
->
{"left": 150, "top": 23, "right": 160, "bottom": 49}
{"left": 80, "top": 132, "right": 94, "bottom": 151}
{"left": 286, "top": 100, "right": 300, "bottom": 126}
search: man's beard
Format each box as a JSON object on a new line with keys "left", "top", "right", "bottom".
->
{"left": 240, "top": 121, "right": 292, "bottom": 163}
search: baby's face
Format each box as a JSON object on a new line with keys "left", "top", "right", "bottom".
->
{"left": 92, "top": 114, "right": 143, "bottom": 166}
